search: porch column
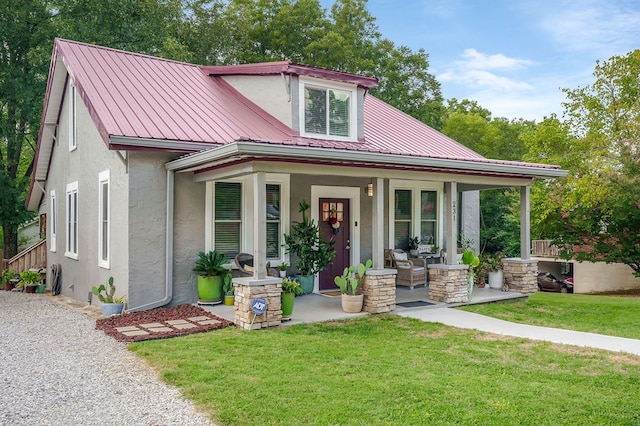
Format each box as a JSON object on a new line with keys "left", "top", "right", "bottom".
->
{"left": 253, "top": 172, "right": 267, "bottom": 279}
{"left": 372, "top": 177, "right": 384, "bottom": 269}
{"left": 520, "top": 185, "right": 531, "bottom": 260}
{"left": 444, "top": 181, "right": 458, "bottom": 265}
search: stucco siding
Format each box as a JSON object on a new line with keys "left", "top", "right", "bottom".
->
{"left": 574, "top": 261, "right": 640, "bottom": 294}
{"left": 222, "top": 75, "right": 292, "bottom": 127}
{"left": 45, "top": 82, "right": 129, "bottom": 304}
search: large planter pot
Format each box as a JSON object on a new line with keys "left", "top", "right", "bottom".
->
{"left": 281, "top": 292, "right": 295, "bottom": 318}
{"left": 298, "top": 275, "right": 315, "bottom": 295}
{"left": 25, "top": 285, "right": 38, "bottom": 294}
{"left": 101, "top": 303, "right": 124, "bottom": 317}
{"left": 341, "top": 294, "right": 363, "bottom": 313}
{"left": 3, "top": 282, "right": 15, "bottom": 292}
{"left": 488, "top": 270, "right": 504, "bottom": 290}
{"left": 197, "top": 275, "right": 223, "bottom": 303}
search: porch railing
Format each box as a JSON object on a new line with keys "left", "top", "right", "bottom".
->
{"left": 4, "top": 239, "right": 47, "bottom": 272}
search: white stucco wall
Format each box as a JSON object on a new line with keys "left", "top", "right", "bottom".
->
{"left": 45, "top": 81, "right": 129, "bottom": 304}
{"left": 574, "top": 261, "right": 640, "bottom": 294}
{"left": 222, "top": 75, "right": 292, "bottom": 127}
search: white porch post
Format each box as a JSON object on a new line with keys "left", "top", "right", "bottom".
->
{"left": 253, "top": 172, "right": 267, "bottom": 279}
{"left": 520, "top": 185, "right": 531, "bottom": 260}
{"left": 444, "top": 181, "right": 458, "bottom": 265}
{"left": 372, "top": 177, "right": 384, "bottom": 268}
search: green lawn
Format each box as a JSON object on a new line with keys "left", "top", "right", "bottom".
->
{"left": 130, "top": 315, "right": 640, "bottom": 426}
{"left": 461, "top": 292, "right": 640, "bottom": 339}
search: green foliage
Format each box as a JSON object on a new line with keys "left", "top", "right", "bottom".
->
{"left": 19, "top": 270, "right": 41, "bottom": 286}
{"left": 333, "top": 259, "right": 372, "bottom": 295}
{"left": 280, "top": 277, "right": 302, "bottom": 295}
{"left": 283, "top": 200, "right": 336, "bottom": 276}
{"left": 1, "top": 269, "right": 16, "bottom": 284}
{"left": 131, "top": 315, "right": 640, "bottom": 425}
{"left": 277, "top": 262, "right": 288, "bottom": 271}
{"left": 193, "top": 250, "right": 229, "bottom": 277}
{"left": 222, "top": 270, "right": 234, "bottom": 296}
{"left": 91, "top": 276, "right": 123, "bottom": 304}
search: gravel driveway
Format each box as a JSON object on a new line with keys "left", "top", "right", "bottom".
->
{"left": 0, "top": 291, "right": 215, "bottom": 426}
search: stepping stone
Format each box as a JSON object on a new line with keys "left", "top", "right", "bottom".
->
{"left": 166, "top": 319, "right": 190, "bottom": 325}
{"left": 188, "top": 316, "right": 211, "bottom": 322}
{"left": 173, "top": 323, "right": 198, "bottom": 330}
{"left": 197, "top": 319, "right": 222, "bottom": 326}
{"left": 121, "top": 330, "right": 150, "bottom": 336}
{"left": 148, "top": 327, "right": 174, "bottom": 333}
{"left": 115, "top": 326, "right": 140, "bottom": 332}
{"left": 140, "top": 322, "right": 165, "bottom": 329}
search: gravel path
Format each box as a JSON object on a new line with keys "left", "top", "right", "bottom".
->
{"left": 0, "top": 291, "right": 216, "bottom": 426}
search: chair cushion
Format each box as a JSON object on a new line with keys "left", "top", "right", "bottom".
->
{"left": 243, "top": 264, "right": 254, "bottom": 273}
{"left": 412, "top": 267, "right": 425, "bottom": 272}
{"left": 393, "top": 252, "right": 407, "bottom": 261}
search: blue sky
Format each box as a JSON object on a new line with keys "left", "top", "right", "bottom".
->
{"left": 322, "top": 0, "right": 640, "bottom": 121}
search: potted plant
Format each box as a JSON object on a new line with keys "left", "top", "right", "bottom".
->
{"left": 486, "top": 253, "right": 504, "bottom": 290}
{"left": 461, "top": 250, "right": 480, "bottom": 299}
{"left": 20, "top": 270, "right": 41, "bottom": 294}
{"left": 408, "top": 236, "right": 420, "bottom": 256}
{"left": 277, "top": 262, "right": 288, "bottom": 278}
{"left": 333, "top": 259, "right": 372, "bottom": 313}
{"left": 280, "top": 277, "right": 303, "bottom": 320}
{"left": 283, "top": 200, "right": 336, "bottom": 294}
{"left": 91, "top": 276, "right": 126, "bottom": 316}
{"left": 193, "top": 250, "right": 229, "bottom": 304}
{"left": 2, "top": 269, "right": 16, "bottom": 292}
{"left": 223, "top": 271, "right": 235, "bottom": 306}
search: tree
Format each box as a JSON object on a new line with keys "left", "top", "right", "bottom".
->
{"left": 0, "top": 0, "right": 54, "bottom": 258}
{"left": 537, "top": 51, "right": 640, "bottom": 276}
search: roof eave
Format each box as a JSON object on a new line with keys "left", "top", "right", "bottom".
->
{"left": 166, "top": 141, "right": 568, "bottom": 179}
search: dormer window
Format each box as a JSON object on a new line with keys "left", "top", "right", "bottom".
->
{"left": 299, "top": 77, "right": 357, "bottom": 141}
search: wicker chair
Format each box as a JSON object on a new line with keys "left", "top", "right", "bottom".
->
{"left": 390, "top": 249, "right": 427, "bottom": 290}
{"left": 234, "top": 253, "right": 279, "bottom": 278}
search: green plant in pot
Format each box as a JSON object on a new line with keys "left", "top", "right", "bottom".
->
{"left": 277, "top": 262, "right": 288, "bottom": 278}
{"left": 283, "top": 200, "right": 336, "bottom": 294}
{"left": 193, "top": 250, "right": 229, "bottom": 304}
{"left": 20, "top": 270, "right": 41, "bottom": 294}
{"left": 461, "top": 250, "right": 480, "bottom": 299}
{"left": 222, "top": 271, "right": 235, "bottom": 306}
{"left": 334, "top": 259, "right": 372, "bottom": 313}
{"left": 280, "top": 277, "right": 302, "bottom": 319}
{"left": 91, "top": 276, "right": 126, "bottom": 316}
{"left": 2, "top": 269, "right": 16, "bottom": 291}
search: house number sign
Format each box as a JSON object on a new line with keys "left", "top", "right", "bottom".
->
{"left": 251, "top": 297, "right": 268, "bottom": 315}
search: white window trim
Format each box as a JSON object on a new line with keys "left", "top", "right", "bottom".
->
{"left": 388, "top": 180, "right": 444, "bottom": 250}
{"left": 205, "top": 174, "right": 290, "bottom": 265}
{"left": 50, "top": 190, "right": 56, "bottom": 252}
{"left": 65, "top": 181, "right": 78, "bottom": 259}
{"left": 68, "top": 83, "right": 77, "bottom": 152}
{"left": 298, "top": 76, "right": 357, "bottom": 142}
{"left": 98, "top": 170, "right": 110, "bottom": 269}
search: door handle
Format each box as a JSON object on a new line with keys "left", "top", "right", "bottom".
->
{"left": 345, "top": 239, "right": 351, "bottom": 250}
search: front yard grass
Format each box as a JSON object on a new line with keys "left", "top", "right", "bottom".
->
{"left": 130, "top": 315, "right": 640, "bottom": 426}
{"left": 461, "top": 292, "right": 640, "bottom": 339}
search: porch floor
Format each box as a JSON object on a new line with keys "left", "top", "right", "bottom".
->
{"left": 199, "top": 286, "right": 528, "bottom": 327}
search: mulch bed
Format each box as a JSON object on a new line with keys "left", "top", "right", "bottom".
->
{"left": 96, "top": 304, "right": 233, "bottom": 343}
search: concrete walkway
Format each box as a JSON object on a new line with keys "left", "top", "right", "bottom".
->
{"left": 397, "top": 307, "right": 640, "bottom": 356}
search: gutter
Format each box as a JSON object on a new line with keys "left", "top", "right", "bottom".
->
{"left": 166, "top": 141, "right": 568, "bottom": 179}
{"left": 127, "top": 169, "right": 174, "bottom": 312}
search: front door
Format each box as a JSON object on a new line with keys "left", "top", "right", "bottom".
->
{"left": 318, "top": 198, "right": 351, "bottom": 290}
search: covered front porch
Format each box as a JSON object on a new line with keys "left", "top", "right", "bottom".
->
{"left": 201, "top": 285, "right": 528, "bottom": 326}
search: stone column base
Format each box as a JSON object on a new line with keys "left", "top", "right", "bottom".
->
{"left": 233, "top": 277, "right": 282, "bottom": 330}
{"left": 362, "top": 269, "right": 397, "bottom": 313}
{"left": 502, "top": 258, "right": 538, "bottom": 293}
{"left": 428, "top": 264, "right": 470, "bottom": 304}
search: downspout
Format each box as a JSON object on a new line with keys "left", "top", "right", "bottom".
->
{"left": 127, "top": 168, "right": 174, "bottom": 312}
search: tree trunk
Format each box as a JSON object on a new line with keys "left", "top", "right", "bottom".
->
{"left": 2, "top": 221, "right": 18, "bottom": 260}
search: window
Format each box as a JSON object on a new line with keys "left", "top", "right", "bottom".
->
{"left": 390, "top": 182, "right": 441, "bottom": 251}
{"left": 50, "top": 190, "right": 56, "bottom": 252}
{"left": 266, "top": 184, "right": 281, "bottom": 260}
{"left": 65, "top": 181, "right": 78, "bottom": 259}
{"left": 300, "top": 77, "right": 356, "bottom": 141}
{"left": 98, "top": 170, "right": 110, "bottom": 268}
{"left": 214, "top": 182, "right": 242, "bottom": 259}
{"left": 68, "top": 83, "right": 77, "bottom": 151}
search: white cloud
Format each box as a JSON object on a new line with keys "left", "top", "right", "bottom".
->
{"left": 460, "top": 49, "right": 533, "bottom": 71}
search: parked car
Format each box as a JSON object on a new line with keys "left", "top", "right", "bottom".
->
{"left": 537, "top": 272, "right": 574, "bottom": 293}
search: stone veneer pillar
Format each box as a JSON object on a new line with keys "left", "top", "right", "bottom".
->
{"left": 427, "top": 264, "right": 470, "bottom": 304}
{"left": 233, "top": 277, "right": 282, "bottom": 330}
{"left": 502, "top": 258, "right": 538, "bottom": 293}
{"left": 361, "top": 269, "right": 397, "bottom": 313}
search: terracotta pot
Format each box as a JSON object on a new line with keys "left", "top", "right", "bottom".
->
{"left": 25, "top": 285, "right": 38, "bottom": 294}
{"left": 341, "top": 294, "right": 363, "bottom": 313}
{"left": 3, "top": 282, "right": 14, "bottom": 292}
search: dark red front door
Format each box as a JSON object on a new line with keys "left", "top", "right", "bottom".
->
{"left": 318, "top": 198, "right": 350, "bottom": 290}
